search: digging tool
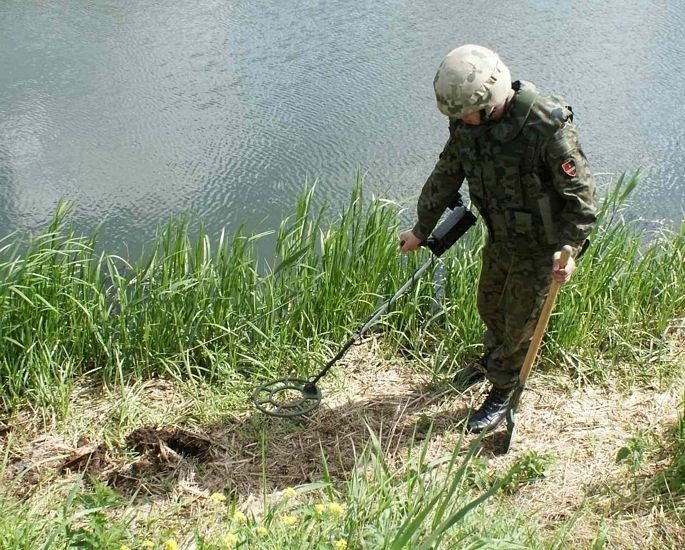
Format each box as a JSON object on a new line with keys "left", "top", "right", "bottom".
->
{"left": 251, "top": 202, "right": 477, "bottom": 417}
{"left": 502, "top": 245, "right": 573, "bottom": 453}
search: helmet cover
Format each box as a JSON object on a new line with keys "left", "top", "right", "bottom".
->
{"left": 433, "top": 44, "right": 512, "bottom": 117}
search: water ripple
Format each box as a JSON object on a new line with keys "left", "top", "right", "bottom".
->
{"left": 0, "top": 0, "right": 683, "bottom": 257}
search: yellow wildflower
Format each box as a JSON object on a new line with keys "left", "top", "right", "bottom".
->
{"left": 142, "top": 541, "right": 155, "bottom": 549}
{"left": 313, "top": 503, "right": 325, "bottom": 516}
{"left": 335, "top": 540, "right": 348, "bottom": 550}
{"left": 328, "top": 502, "right": 345, "bottom": 518}
{"left": 256, "top": 525, "right": 267, "bottom": 536}
{"left": 210, "top": 492, "right": 227, "bottom": 505}
{"left": 119, "top": 546, "right": 131, "bottom": 550}
{"left": 162, "top": 540, "right": 178, "bottom": 550}
{"left": 221, "top": 533, "right": 238, "bottom": 548}
{"left": 232, "top": 510, "right": 248, "bottom": 524}
{"left": 281, "top": 514, "right": 298, "bottom": 526}
{"left": 282, "top": 487, "right": 297, "bottom": 499}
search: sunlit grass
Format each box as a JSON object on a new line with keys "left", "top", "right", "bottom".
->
{"left": 0, "top": 172, "right": 683, "bottom": 416}
{"left": 0, "top": 418, "right": 551, "bottom": 549}
{"left": 0, "top": 170, "right": 683, "bottom": 548}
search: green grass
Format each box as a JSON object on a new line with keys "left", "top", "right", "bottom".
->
{"left": 7, "top": 401, "right": 679, "bottom": 549}
{"left": 0, "top": 421, "right": 563, "bottom": 549}
{"left": 548, "top": 173, "right": 685, "bottom": 383}
{"left": 0, "top": 171, "right": 683, "bottom": 548}
{"left": 1, "top": 172, "right": 682, "bottom": 414}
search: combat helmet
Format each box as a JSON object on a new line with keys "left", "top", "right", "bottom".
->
{"left": 433, "top": 44, "right": 512, "bottom": 118}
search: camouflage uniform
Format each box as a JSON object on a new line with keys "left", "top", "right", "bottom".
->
{"left": 413, "top": 80, "right": 597, "bottom": 389}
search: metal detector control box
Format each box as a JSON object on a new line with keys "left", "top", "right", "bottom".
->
{"left": 426, "top": 205, "right": 477, "bottom": 257}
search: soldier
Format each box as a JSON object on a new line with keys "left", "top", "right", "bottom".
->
{"left": 400, "top": 44, "right": 597, "bottom": 433}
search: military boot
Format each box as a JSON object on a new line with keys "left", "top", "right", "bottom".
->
{"left": 466, "top": 386, "right": 512, "bottom": 433}
{"left": 452, "top": 355, "right": 487, "bottom": 388}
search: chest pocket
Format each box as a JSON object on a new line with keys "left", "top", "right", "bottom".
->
{"left": 490, "top": 139, "right": 529, "bottom": 209}
{"left": 517, "top": 135, "right": 560, "bottom": 243}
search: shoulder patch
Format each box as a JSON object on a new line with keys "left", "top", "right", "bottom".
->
{"left": 561, "top": 158, "right": 577, "bottom": 177}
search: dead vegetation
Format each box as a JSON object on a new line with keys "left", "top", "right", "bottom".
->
{"left": 1, "top": 334, "right": 683, "bottom": 546}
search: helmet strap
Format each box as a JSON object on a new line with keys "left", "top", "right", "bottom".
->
{"left": 481, "top": 106, "right": 496, "bottom": 123}
{"left": 482, "top": 90, "right": 515, "bottom": 124}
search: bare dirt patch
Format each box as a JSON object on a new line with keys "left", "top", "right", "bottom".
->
{"left": 1, "top": 334, "right": 682, "bottom": 545}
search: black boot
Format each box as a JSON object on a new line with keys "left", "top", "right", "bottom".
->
{"left": 467, "top": 386, "right": 512, "bottom": 433}
{"left": 453, "top": 355, "right": 487, "bottom": 388}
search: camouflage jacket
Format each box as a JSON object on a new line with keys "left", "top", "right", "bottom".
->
{"left": 413, "top": 80, "right": 597, "bottom": 256}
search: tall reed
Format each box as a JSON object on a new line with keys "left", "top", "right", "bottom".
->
{"left": 0, "top": 172, "right": 682, "bottom": 412}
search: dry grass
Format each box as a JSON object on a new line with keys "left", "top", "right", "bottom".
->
{"left": 1, "top": 332, "right": 683, "bottom": 547}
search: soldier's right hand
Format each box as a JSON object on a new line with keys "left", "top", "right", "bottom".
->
{"left": 399, "top": 230, "right": 422, "bottom": 253}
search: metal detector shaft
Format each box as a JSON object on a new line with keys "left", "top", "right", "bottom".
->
{"left": 308, "top": 204, "right": 476, "bottom": 386}
{"left": 308, "top": 255, "right": 435, "bottom": 386}
{"left": 252, "top": 201, "right": 477, "bottom": 417}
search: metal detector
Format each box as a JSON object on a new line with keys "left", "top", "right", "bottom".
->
{"left": 251, "top": 202, "right": 477, "bottom": 417}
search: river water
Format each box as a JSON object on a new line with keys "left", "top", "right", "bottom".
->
{"left": 1, "top": 0, "right": 683, "bottom": 257}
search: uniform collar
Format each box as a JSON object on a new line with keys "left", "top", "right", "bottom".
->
{"left": 488, "top": 80, "right": 539, "bottom": 142}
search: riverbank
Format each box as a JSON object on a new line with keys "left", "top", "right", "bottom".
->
{"left": 1, "top": 335, "right": 682, "bottom": 548}
{"left": 1, "top": 173, "right": 683, "bottom": 547}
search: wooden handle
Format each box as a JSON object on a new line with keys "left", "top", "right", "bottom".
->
{"left": 557, "top": 245, "right": 572, "bottom": 270}
{"left": 517, "top": 245, "right": 573, "bottom": 385}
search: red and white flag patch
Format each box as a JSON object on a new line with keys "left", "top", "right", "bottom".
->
{"left": 561, "top": 158, "right": 577, "bottom": 177}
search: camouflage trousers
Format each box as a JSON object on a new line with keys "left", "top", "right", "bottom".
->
{"left": 476, "top": 240, "right": 555, "bottom": 389}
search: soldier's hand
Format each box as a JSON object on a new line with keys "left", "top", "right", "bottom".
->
{"left": 552, "top": 252, "right": 576, "bottom": 284}
{"left": 399, "top": 230, "right": 422, "bottom": 253}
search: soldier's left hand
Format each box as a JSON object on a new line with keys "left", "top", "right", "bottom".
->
{"left": 552, "top": 252, "right": 576, "bottom": 284}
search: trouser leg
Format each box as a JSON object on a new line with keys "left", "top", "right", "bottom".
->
{"left": 477, "top": 244, "right": 553, "bottom": 390}
{"left": 476, "top": 244, "right": 507, "bottom": 356}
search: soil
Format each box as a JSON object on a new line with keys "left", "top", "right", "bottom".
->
{"left": 1, "top": 334, "right": 682, "bottom": 546}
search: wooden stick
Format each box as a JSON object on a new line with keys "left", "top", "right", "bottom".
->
{"left": 518, "top": 245, "right": 573, "bottom": 386}
{"left": 502, "top": 245, "right": 573, "bottom": 453}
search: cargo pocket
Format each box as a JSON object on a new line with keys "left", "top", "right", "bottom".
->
{"left": 537, "top": 195, "right": 558, "bottom": 244}
{"left": 520, "top": 173, "right": 543, "bottom": 200}
{"left": 490, "top": 212, "right": 507, "bottom": 241}
{"left": 511, "top": 210, "right": 533, "bottom": 236}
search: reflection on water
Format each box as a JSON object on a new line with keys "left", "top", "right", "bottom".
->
{"left": 0, "top": 0, "right": 683, "bottom": 256}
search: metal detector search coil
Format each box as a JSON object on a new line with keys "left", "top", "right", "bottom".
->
{"left": 251, "top": 203, "right": 477, "bottom": 417}
{"left": 252, "top": 378, "right": 322, "bottom": 417}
